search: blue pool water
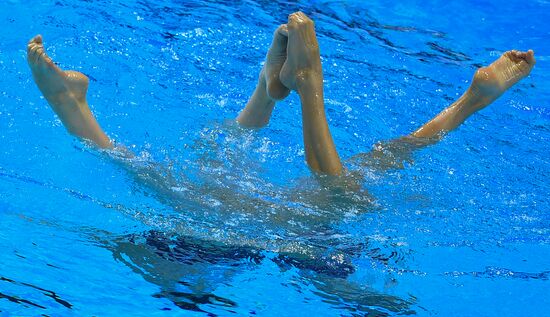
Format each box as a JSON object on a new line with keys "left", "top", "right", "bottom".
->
{"left": 1, "top": 0, "right": 549, "bottom": 316}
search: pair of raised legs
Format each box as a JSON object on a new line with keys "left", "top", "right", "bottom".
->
{"left": 27, "top": 12, "right": 536, "bottom": 177}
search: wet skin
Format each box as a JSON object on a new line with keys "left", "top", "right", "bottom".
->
{"left": 236, "top": 12, "right": 536, "bottom": 175}
{"left": 27, "top": 35, "right": 112, "bottom": 149}
{"left": 25, "top": 11, "right": 537, "bottom": 315}
{"left": 27, "top": 13, "right": 535, "bottom": 176}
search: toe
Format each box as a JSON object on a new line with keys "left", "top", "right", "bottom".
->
{"left": 295, "top": 12, "right": 313, "bottom": 26}
{"left": 27, "top": 43, "right": 36, "bottom": 56}
{"left": 504, "top": 50, "right": 520, "bottom": 63}
{"left": 34, "top": 47, "right": 45, "bottom": 64}
{"left": 288, "top": 13, "right": 299, "bottom": 28}
{"left": 27, "top": 45, "right": 40, "bottom": 64}
{"left": 526, "top": 49, "right": 536, "bottom": 65}
{"left": 269, "top": 25, "right": 289, "bottom": 57}
{"left": 28, "top": 38, "right": 47, "bottom": 64}
{"left": 28, "top": 34, "right": 43, "bottom": 46}
{"left": 512, "top": 50, "right": 536, "bottom": 66}
{"left": 277, "top": 24, "right": 288, "bottom": 37}
{"left": 295, "top": 12, "right": 307, "bottom": 22}
{"left": 514, "top": 51, "right": 527, "bottom": 63}
{"left": 288, "top": 11, "right": 310, "bottom": 27}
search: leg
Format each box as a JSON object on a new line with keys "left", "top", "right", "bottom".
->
{"left": 27, "top": 35, "right": 112, "bottom": 149}
{"left": 279, "top": 12, "right": 343, "bottom": 176}
{"left": 236, "top": 25, "right": 291, "bottom": 128}
{"left": 358, "top": 50, "right": 536, "bottom": 170}
{"left": 413, "top": 50, "right": 536, "bottom": 138}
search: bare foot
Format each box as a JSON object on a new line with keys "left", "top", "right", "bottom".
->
{"left": 27, "top": 35, "right": 90, "bottom": 107}
{"left": 470, "top": 49, "right": 536, "bottom": 108}
{"left": 27, "top": 35, "right": 112, "bottom": 148}
{"left": 280, "top": 12, "right": 323, "bottom": 91}
{"left": 264, "top": 24, "right": 291, "bottom": 100}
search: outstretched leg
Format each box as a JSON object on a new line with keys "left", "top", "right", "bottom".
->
{"left": 27, "top": 35, "right": 112, "bottom": 149}
{"left": 358, "top": 49, "right": 536, "bottom": 170}
{"left": 236, "top": 25, "right": 291, "bottom": 128}
{"left": 413, "top": 50, "right": 536, "bottom": 138}
{"left": 279, "top": 12, "right": 343, "bottom": 176}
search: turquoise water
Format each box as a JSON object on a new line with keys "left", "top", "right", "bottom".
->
{"left": 1, "top": 0, "right": 549, "bottom": 316}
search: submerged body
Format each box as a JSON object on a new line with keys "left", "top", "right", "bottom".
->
{"left": 24, "top": 9, "right": 537, "bottom": 281}
{"left": 17, "top": 6, "right": 544, "bottom": 314}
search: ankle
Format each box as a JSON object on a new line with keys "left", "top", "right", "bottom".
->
{"left": 236, "top": 74, "right": 276, "bottom": 128}
{"left": 454, "top": 87, "right": 491, "bottom": 117}
{"left": 467, "top": 80, "right": 501, "bottom": 103}
{"left": 296, "top": 70, "right": 323, "bottom": 97}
